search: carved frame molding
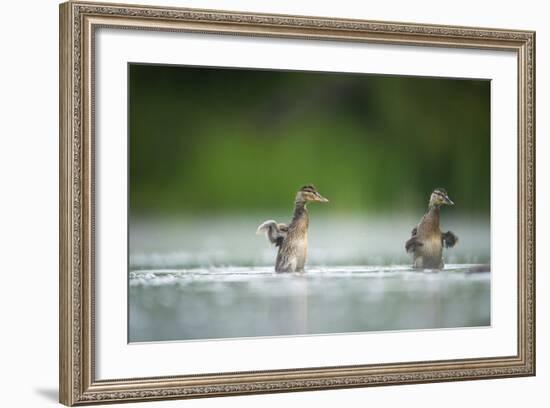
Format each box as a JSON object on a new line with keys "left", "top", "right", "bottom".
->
{"left": 59, "top": 1, "right": 535, "bottom": 405}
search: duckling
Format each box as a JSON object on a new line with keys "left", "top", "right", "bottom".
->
{"left": 257, "top": 185, "right": 328, "bottom": 272}
{"left": 405, "top": 188, "right": 458, "bottom": 269}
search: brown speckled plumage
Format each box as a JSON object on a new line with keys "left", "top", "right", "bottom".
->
{"left": 406, "top": 188, "right": 458, "bottom": 269}
{"left": 257, "top": 185, "right": 328, "bottom": 272}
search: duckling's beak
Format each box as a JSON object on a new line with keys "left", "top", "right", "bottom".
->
{"left": 444, "top": 195, "right": 454, "bottom": 206}
{"left": 316, "top": 192, "right": 329, "bottom": 203}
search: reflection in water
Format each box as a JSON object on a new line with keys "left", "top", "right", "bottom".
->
{"left": 129, "top": 216, "right": 490, "bottom": 342}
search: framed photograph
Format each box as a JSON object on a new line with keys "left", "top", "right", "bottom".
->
{"left": 59, "top": 1, "right": 535, "bottom": 405}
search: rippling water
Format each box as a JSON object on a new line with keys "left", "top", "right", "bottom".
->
{"left": 129, "top": 216, "right": 490, "bottom": 342}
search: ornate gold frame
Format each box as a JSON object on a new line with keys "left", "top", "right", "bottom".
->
{"left": 59, "top": 1, "right": 536, "bottom": 405}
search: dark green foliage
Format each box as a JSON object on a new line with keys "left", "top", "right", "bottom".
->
{"left": 129, "top": 64, "right": 490, "bottom": 216}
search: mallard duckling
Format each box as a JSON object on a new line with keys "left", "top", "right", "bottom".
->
{"left": 405, "top": 188, "right": 458, "bottom": 269}
{"left": 257, "top": 185, "right": 328, "bottom": 272}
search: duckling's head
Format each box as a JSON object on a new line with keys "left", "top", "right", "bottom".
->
{"left": 296, "top": 184, "right": 329, "bottom": 204}
{"left": 429, "top": 188, "right": 454, "bottom": 208}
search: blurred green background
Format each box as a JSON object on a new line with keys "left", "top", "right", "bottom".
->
{"left": 129, "top": 64, "right": 490, "bottom": 216}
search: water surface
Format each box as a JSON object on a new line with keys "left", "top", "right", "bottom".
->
{"left": 129, "top": 216, "right": 490, "bottom": 342}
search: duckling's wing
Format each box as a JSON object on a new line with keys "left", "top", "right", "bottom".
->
{"left": 442, "top": 231, "right": 458, "bottom": 248}
{"left": 405, "top": 236, "right": 422, "bottom": 253}
{"left": 257, "top": 220, "right": 288, "bottom": 247}
{"left": 274, "top": 223, "right": 288, "bottom": 247}
{"left": 405, "top": 226, "right": 422, "bottom": 253}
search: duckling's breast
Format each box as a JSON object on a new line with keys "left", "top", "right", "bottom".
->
{"left": 293, "top": 233, "right": 308, "bottom": 271}
{"left": 414, "top": 232, "right": 443, "bottom": 269}
{"left": 420, "top": 233, "right": 443, "bottom": 257}
{"left": 276, "top": 231, "right": 308, "bottom": 272}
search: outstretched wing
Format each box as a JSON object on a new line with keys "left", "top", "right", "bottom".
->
{"left": 405, "top": 226, "right": 422, "bottom": 253}
{"left": 442, "top": 231, "right": 458, "bottom": 248}
{"left": 257, "top": 220, "right": 288, "bottom": 247}
{"left": 405, "top": 236, "right": 422, "bottom": 253}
